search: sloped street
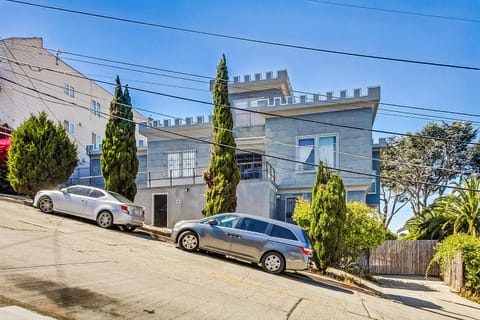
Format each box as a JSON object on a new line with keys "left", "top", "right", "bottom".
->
{"left": 0, "top": 199, "right": 478, "bottom": 320}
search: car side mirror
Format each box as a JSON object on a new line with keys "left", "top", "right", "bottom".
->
{"left": 207, "top": 219, "right": 218, "bottom": 226}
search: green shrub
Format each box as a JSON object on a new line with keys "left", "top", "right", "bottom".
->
{"left": 292, "top": 197, "right": 312, "bottom": 232}
{"left": 428, "top": 234, "right": 480, "bottom": 298}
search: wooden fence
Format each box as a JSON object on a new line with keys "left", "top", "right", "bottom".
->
{"left": 369, "top": 240, "right": 439, "bottom": 276}
{"left": 444, "top": 253, "right": 464, "bottom": 292}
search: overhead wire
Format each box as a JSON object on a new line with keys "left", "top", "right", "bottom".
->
{"left": 4, "top": 0, "right": 480, "bottom": 71}
{"left": 307, "top": 0, "right": 480, "bottom": 23}
{"left": 4, "top": 74, "right": 479, "bottom": 192}
{"left": 4, "top": 42, "right": 480, "bottom": 122}
{"left": 1, "top": 70, "right": 476, "bottom": 177}
{"left": 1, "top": 54, "right": 479, "bottom": 147}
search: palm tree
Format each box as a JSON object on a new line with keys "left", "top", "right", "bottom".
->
{"left": 439, "top": 174, "right": 480, "bottom": 237}
{"left": 401, "top": 204, "right": 451, "bottom": 240}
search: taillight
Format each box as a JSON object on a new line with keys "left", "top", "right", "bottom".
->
{"left": 301, "top": 247, "right": 313, "bottom": 256}
{"left": 120, "top": 205, "right": 129, "bottom": 213}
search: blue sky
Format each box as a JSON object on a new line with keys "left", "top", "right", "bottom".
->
{"left": 2, "top": 0, "right": 479, "bottom": 231}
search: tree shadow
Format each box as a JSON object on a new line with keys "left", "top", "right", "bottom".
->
{"left": 375, "top": 276, "right": 436, "bottom": 292}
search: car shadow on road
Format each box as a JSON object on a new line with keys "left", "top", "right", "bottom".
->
{"left": 190, "top": 250, "right": 355, "bottom": 295}
{"left": 41, "top": 211, "right": 162, "bottom": 241}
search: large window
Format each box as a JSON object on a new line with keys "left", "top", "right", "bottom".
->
{"left": 167, "top": 150, "right": 195, "bottom": 178}
{"left": 233, "top": 98, "right": 264, "bottom": 127}
{"left": 296, "top": 135, "right": 337, "bottom": 172}
{"left": 91, "top": 100, "right": 101, "bottom": 117}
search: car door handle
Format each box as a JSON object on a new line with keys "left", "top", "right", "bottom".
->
{"left": 228, "top": 233, "right": 241, "bottom": 238}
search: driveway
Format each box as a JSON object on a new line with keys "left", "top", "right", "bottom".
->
{"left": 372, "top": 275, "right": 479, "bottom": 320}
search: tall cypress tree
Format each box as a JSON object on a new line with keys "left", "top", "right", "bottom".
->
{"left": 101, "top": 76, "right": 138, "bottom": 201}
{"left": 309, "top": 162, "right": 346, "bottom": 271}
{"left": 203, "top": 54, "right": 240, "bottom": 216}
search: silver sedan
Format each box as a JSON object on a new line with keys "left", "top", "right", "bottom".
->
{"left": 33, "top": 185, "right": 144, "bottom": 231}
{"left": 172, "top": 213, "right": 313, "bottom": 274}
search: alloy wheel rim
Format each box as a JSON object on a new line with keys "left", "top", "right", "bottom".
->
{"left": 40, "top": 199, "right": 52, "bottom": 212}
{"left": 182, "top": 235, "right": 197, "bottom": 249}
{"left": 265, "top": 255, "right": 281, "bottom": 271}
{"left": 99, "top": 213, "right": 111, "bottom": 227}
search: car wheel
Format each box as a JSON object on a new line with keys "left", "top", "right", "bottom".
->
{"left": 38, "top": 196, "right": 53, "bottom": 213}
{"left": 261, "top": 252, "right": 285, "bottom": 274}
{"left": 96, "top": 211, "right": 113, "bottom": 228}
{"left": 119, "top": 225, "right": 136, "bottom": 232}
{"left": 178, "top": 231, "right": 199, "bottom": 252}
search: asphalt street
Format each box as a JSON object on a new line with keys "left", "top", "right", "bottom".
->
{"left": 0, "top": 199, "right": 478, "bottom": 319}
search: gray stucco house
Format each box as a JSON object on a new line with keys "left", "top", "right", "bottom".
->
{"left": 135, "top": 70, "right": 382, "bottom": 228}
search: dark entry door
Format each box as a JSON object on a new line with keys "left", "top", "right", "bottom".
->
{"left": 153, "top": 194, "right": 168, "bottom": 227}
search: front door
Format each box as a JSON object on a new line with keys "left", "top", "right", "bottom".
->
{"left": 153, "top": 194, "right": 168, "bottom": 227}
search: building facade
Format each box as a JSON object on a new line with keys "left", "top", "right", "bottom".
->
{"left": 0, "top": 37, "right": 147, "bottom": 186}
{"left": 136, "top": 70, "right": 382, "bottom": 228}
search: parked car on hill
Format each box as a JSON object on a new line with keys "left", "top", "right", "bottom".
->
{"left": 33, "top": 185, "right": 144, "bottom": 231}
{"left": 171, "top": 213, "right": 313, "bottom": 274}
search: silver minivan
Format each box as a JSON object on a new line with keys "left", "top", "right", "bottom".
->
{"left": 171, "top": 213, "right": 313, "bottom": 274}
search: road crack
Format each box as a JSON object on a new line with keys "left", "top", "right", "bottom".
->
{"left": 286, "top": 297, "right": 303, "bottom": 319}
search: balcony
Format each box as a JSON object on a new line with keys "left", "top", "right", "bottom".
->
{"left": 140, "top": 162, "right": 275, "bottom": 188}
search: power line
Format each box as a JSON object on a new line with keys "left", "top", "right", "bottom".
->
{"left": 6, "top": 64, "right": 479, "bottom": 127}
{"left": 2, "top": 56, "right": 478, "bottom": 147}
{"left": 4, "top": 75, "right": 478, "bottom": 193}
{"left": 308, "top": 0, "right": 480, "bottom": 23}
{"left": 5, "top": 0, "right": 479, "bottom": 71}
{"left": 5, "top": 43, "right": 480, "bottom": 121}
{"left": 2, "top": 72, "right": 476, "bottom": 177}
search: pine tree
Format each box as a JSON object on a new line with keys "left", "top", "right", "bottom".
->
{"left": 309, "top": 162, "right": 346, "bottom": 271}
{"left": 101, "top": 76, "right": 138, "bottom": 201}
{"left": 7, "top": 112, "right": 78, "bottom": 197}
{"left": 203, "top": 55, "right": 240, "bottom": 216}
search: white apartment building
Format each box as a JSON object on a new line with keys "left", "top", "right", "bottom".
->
{"left": 0, "top": 37, "right": 146, "bottom": 184}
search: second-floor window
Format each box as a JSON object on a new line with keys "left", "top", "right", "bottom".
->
{"left": 64, "top": 84, "right": 75, "bottom": 97}
{"left": 167, "top": 150, "right": 195, "bottom": 178}
{"left": 91, "top": 100, "right": 101, "bottom": 117}
{"left": 92, "top": 133, "right": 101, "bottom": 149}
{"left": 64, "top": 120, "right": 75, "bottom": 135}
{"left": 296, "top": 135, "right": 338, "bottom": 172}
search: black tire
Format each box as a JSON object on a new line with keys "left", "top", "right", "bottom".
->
{"left": 38, "top": 196, "right": 53, "bottom": 213}
{"left": 96, "top": 211, "right": 113, "bottom": 228}
{"left": 261, "top": 252, "right": 285, "bottom": 274}
{"left": 178, "top": 231, "right": 199, "bottom": 252}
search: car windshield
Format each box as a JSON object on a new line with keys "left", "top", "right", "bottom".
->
{"left": 107, "top": 191, "right": 133, "bottom": 204}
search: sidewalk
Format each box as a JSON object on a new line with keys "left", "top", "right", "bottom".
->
{"left": 0, "top": 306, "right": 55, "bottom": 320}
{"left": 372, "top": 275, "right": 479, "bottom": 319}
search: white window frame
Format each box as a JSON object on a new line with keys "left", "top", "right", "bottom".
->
{"left": 92, "top": 133, "right": 101, "bottom": 149}
{"left": 64, "top": 120, "right": 75, "bottom": 135}
{"left": 64, "top": 84, "right": 75, "bottom": 97}
{"left": 167, "top": 150, "right": 196, "bottom": 178}
{"left": 296, "top": 134, "right": 339, "bottom": 172}
{"left": 91, "top": 100, "right": 101, "bottom": 117}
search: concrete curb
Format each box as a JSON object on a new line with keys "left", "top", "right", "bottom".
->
{"left": 0, "top": 194, "right": 32, "bottom": 206}
{"left": 138, "top": 225, "right": 173, "bottom": 243}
